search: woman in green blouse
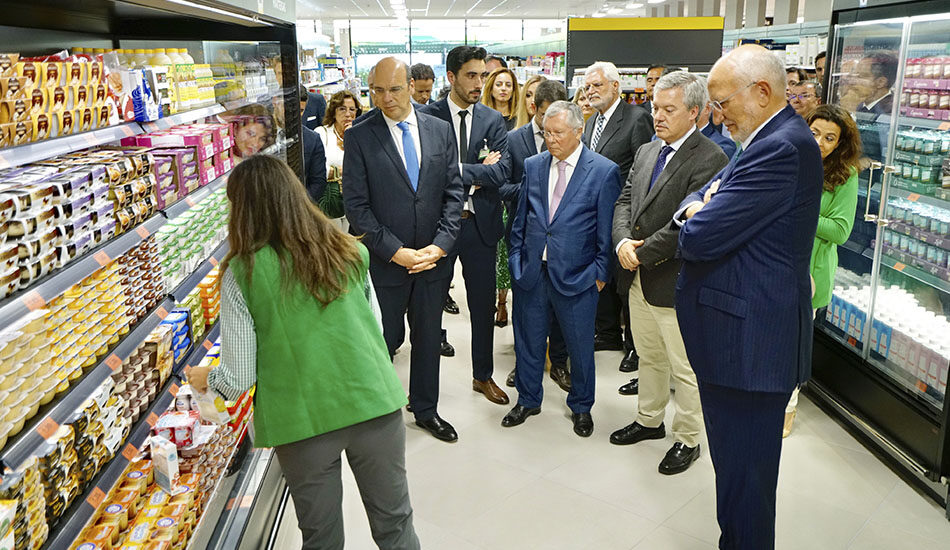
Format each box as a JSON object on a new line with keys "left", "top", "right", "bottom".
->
{"left": 785, "top": 104, "right": 862, "bottom": 437}
{"left": 189, "top": 155, "right": 419, "bottom": 550}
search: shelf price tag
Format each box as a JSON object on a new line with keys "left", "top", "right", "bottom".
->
{"left": 136, "top": 225, "right": 150, "bottom": 238}
{"left": 0, "top": 153, "right": 9, "bottom": 169}
{"left": 122, "top": 443, "right": 138, "bottom": 461}
{"left": 209, "top": 256, "right": 219, "bottom": 267}
{"left": 82, "top": 132, "right": 99, "bottom": 146}
{"left": 203, "top": 339, "right": 213, "bottom": 350}
{"left": 120, "top": 125, "right": 135, "bottom": 137}
{"left": 22, "top": 290, "right": 46, "bottom": 312}
{"left": 93, "top": 250, "right": 111, "bottom": 266}
{"left": 170, "top": 383, "right": 179, "bottom": 397}
{"left": 185, "top": 196, "right": 196, "bottom": 207}
{"left": 893, "top": 262, "right": 906, "bottom": 272}
{"left": 939, "top": 122, "right": 950, "bottom": 131}
{"left": 907, "top": 193, "right": 920, "bottom": 202}
{"left": 105, "top": 354, "right": 122, "bottom": 371}
{"left": 86, "top": 486, "right": 106, "bottom": 509}
{"left": 36, "top": 417, "right": 59, "bottom": 440}
{"left": 146, "top": 412, "right": 159, "bottom": 427}
{"left": 156, "top": 306, "right": 169, "bottom": 319}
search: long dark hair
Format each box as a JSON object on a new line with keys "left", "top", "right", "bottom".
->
{"left": 806, "top": 105, "right": 862, "bottom": 192}
{"left": 221, "top": 155, "right": 362, "bottom": 306}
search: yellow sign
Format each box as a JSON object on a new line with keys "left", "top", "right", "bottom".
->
{"left": 569, "top": 17, "right": 725, "bottom": 31}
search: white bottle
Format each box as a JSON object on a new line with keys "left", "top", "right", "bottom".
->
{"left": 131, "top": 49, "right": 149, "bottom": 68}
{"left": 149, "top": 48, "right": 173, "bottom": 67}
{"left": 166, "top": 48, "right": 185, "bottom": 65}
{"left": 178, "top": 48, "right": 195, "bottom": 64}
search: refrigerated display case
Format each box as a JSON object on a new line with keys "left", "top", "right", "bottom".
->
{"left": 812, "top": 0, "right": 950, "bottom": 516}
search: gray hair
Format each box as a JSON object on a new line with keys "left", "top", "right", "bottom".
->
{"left": 543, "top": 100, "right": 584, "bottom": 130}
{"left": 655, "top": 71, "right": 709, "bottom": 123}
{"left": 585, "top": 61, "right": 621, "bottom": 84}
{"left": 794, "top": 79, "right": 823, "bottom": 98}
{"left": 713, "top": 46, "right": 787, "bottom": 96}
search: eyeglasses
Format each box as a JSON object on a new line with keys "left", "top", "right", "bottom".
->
{"left": 710, "top": 82, "right": 756, "bottom": 112}
{"left": 788, "top": 93, "right": 816, "bottom": 101}
{"left": 584, "top": 81, "right": 606, "bottom": 92}
{"left": 543, "top": 129, "right": 572, "bottom": 140}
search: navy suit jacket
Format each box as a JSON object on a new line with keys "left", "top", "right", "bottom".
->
{"left": 583, "top": 100, "right": 654, "bottom": 181}
{"left": 303, "top": 91, "right": 326, "bottom": 130}
{"left": 509, "top": 146, "right": 622, "bottom": 297}
{"left": 700, "top": 123, "right": 737, "bottom": 159}
{"left": 301, "top": 126, "right": 328, "bottom": 203}
{"left": 419, "top": 99, "right": 511, "bottom": 245}
{"left": 675, "top": 105, "right": 823, "bottom": 393}
{"left": 500, "top": 121, "right": 541, "bottom": 238}
{"left": 342, "top": 109, "right": 465, "bottom": 286}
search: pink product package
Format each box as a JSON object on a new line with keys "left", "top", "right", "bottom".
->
{"left": 180, "top": 123, "right": 232, "bottom": 153}
{"left": 123, "top": 130, "right": 215, "bottom": 159}
{"left": 197, "top": 156, "right": 215, "bottom": 185}
{"left": 149, "top": 148, "right": 195, "bottom": 199}
{"left": 152, "top": 410, "right": 201, "bottom": 448}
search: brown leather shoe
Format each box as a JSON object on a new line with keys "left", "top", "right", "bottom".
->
{"left": 473, "top": 378, "right": 510, "bottom": 405}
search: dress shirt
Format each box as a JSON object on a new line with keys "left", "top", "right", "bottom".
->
{"left": 316, "top": 124, "right": 345, "bottom": 173}
{"left": 863, "top": 91, "right": 893, "bottom": 112}
{"left": 532, "top": 117, "right": 544, "bottom": 153}
{"left": 448, "top": 97, "right": 477, "bottom": 212}
{"left": 599, "top": 96, "right": 622, "bottom": 127}
{"left": 673, "top": 107, "right": 784, "bottom": 227}
{"left": 616, "top": 125, "right": 696, "bottom": 253}
{"left": 544, "top": 142, "right": 583, "bottom": 260}
{"left": 382, "top": 108, "right": 422, "bottom": 173}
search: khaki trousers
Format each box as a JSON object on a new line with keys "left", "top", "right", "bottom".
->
{"left": 628, "top": 272, "right": 703, "bottom": 447}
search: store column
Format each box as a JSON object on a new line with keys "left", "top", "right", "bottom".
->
{"left": 744, "top": 0, "right": 767, "bottom": 27}
{"left": 772, "top": 0, "right": 799, "bottom": 25}
{"left": 724, "top": 0, "right": 745, "bottom": 29}
{"left": 804, "top": 0, "right": 832, "bottom": 21}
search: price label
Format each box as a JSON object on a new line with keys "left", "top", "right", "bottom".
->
{"left": 170, "top": 383, "right": 179, "bottom": 397}
{"left": 86, "top": 486, "right": 106, "bottom": 509}
{"left": 22, "top": 290, "right": 47, "bottom": 311}
{"left": 105, "top": 354, "right": 122, "bottom": 371}
{"left": 847, "top": 337, "right": 857, "bottom": 347}
{"left": 120, "top": 125, "right": 135, "bottom": 137}
{"left": 136, "top": 225, "right": 150, "bottom": 238}
{"left": 239, "top": 495, "right": 255, "bottom": 508}
{"left": 209, "top": 256, "right": 219, "bottom": 267}
{"left": 156, "top": 306, "right": 169, "bottom": 319}
{"left": 0, "top": 153, "right": 9, "bottom": 169}
{"left": 93, "top": 250, "right": 111, "bottom": 266}
{"left": 916, "top": 380, "right": 928, "bottom": 392}
{"left": 226, "top": 497, "right": 236, "bottom": 510}
{"left": 36, "top": 417, "right": 59, "bottom": 440}
{"left": 146, "top": 412, "right": 159, "bottom": 427}
{"left": 893, "top": 262, "right": 906, "bottom": 272}
{"left": 203, "top": 339, "right": 213, "bottom": 350}
{"left": 82, "top": 132, "right": 99, "bottom": 146}
{"left": 939, "top": 122, "right": 950, "bottom": 131}
{"left": 122, "top": 443, "right": 138, "bottom": 461}
{"left": 185, "top": 196, "right": 196, "bottom": 207}
{"left": 907, "top": 193, "right": 920, "bottom": 202}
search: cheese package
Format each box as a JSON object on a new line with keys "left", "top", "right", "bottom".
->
{"left": 0, "top": 499, "right": 15, "bottom": 536}
{"left": 148, "top": 435, "right": 179, "bottom": 494}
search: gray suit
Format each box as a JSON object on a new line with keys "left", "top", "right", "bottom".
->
{"left": 613, "top": 128, "right": 728, "bottom": 307}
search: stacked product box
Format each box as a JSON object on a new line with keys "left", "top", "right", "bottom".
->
{"left": 892, "top": 129, "right": 950, "bottom": 199}
{"left": 122, "top": 123, "right": 235, "bottom": 186}
{"left": 180, "top": 289, "right": 206, "bottom": 342}
{"left": 160, "top": 310, "right": 191, "bottom": 367}
{"left": 156, "top": 187, "right": 228, "bottom": 291}
{"left": 198, "top": 268, "right": 220, "bottom": 328}
{"left": 883, "top": 198, "right": 950, "bottom": 279}
{"left": 900, "top": 55, "right": 950, "bottom": 121}
{"left": 0, "top": 53, "right": 109, "bottom": 147}
{"left": 0, "top": 500, "right": 14, "bottom": 549}
{"left": 116, "top": 237, "right": 164, "bottom": 324}
{"left": 2, "top": 455, "right": 47, "bottom": 549}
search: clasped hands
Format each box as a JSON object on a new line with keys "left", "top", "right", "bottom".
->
{"left": 471, "top": 150, "right": 502, "bottom": 191}
{"left": 618, "top": 239, "right": 644, "bottom": 271}
{"left": 684, "top": 179, "right": 721, "bottom": 220}
{"left": 392, "top": 245, "right": 446, "bottom": 274}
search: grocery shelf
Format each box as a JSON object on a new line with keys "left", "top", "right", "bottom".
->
{"left": 185, "top": 423, "right": 250, "bottom": 550}
{"left": 222, "top": 93, "right": 275, "bottom": 112}
{"left": 43, "top": 373, "right": 183, "bottom": 550}
{"left": 890, "top": 186, "right": 950, "bottom": 210}
{"left": 898, "top": 112, "right": 950, "bottom": 129}
{"left": 202, "top": 447, "right": 280, "bottom": 550}
{"left": 880, "top": 250, "right": 950, "bottom": 294}
{"left": 0, "top": 122, "right": 143, "bottom": 170}
{"left": 140, "top": 104, "right": 227, "bottom": 133}
{"left": 170, "top": 239, "right": 230, "bottom": 302}
{"left": 164, "top": 172, "right": 229, "bottom": 219}
{"left": 0, "top": 296, "right": 175, "bottom": 471}
{"left": 0, "top": 214, "right": 167, "bottom": 333}
{"left": 176, "top": 322, "right": 220, "bottom": 376}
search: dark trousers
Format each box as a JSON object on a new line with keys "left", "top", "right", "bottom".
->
{"left": 698, "top": 381, "right": 791, "bottom": 550}
{"left": 549, "top": 315, "right": 568, "bottom": 365}
{"left": 376, "top": 276, "right": 446, "bottom": 421}
{"left": 513, "top": 266, "right": 598, "bottom": 413}
{"left": 444, "top": 217, "right": 497, "bottom": 381}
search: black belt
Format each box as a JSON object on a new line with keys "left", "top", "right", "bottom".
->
{"left": 541, "top": 260, "right": 548, "bottom": 270}
{"left": 461, "top": 210, "right": 472, "bottom": 219}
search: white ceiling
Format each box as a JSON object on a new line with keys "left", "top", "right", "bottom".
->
{"left": 295, "top": 0, "right": 655, "bottom": 19}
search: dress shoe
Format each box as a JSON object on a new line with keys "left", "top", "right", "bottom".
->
{"left": 415, "top": 415, "right": 458, "bottom": 442}
{"left": 495, "top": 302, "right": 508, "bottom": 327}
{"left": 549, "top": 363, "right": 571, "bottom": 392}
{"left": 609, "top": 421, "right": 665, "bottom": 445}
{"left": 440, "top": 340, "right": 455, "bottom": 357}
{"left": 618, "top": 378, "right": 638, "bottom": 395}
{"left": 572, "top": 412, "right": 594, "bottom": 437}
{"left": 473, "top": 378, "right": 510, "bottom": 405}
{"left": 506, "top": 368, "right": 516, "bottom": 387}
{"left": 783, "top": 409, "right": 796, "bottom": 438}
{"left": 619, "top": 350, "right": 639, "bottom": 372}
{"left": 659, "top": 442, "right": 700, "bottom": 475}
{"left": 443, "top": 294, "right": 460, "bottom": 315}
{"left": 594, "top": 336, "right": 624, "bottom": 351}
{"left": 501, "top": 404, "right": 540, "bottom": 427}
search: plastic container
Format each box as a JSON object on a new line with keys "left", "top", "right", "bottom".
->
{"left": 178, "top": 48, "right": 195, "bottom": 64}
{"left": 149, "top": 48, "right": 173, "bottom": 67}
{"left": 131, "top": 49, "right": 149, "bottom": 68}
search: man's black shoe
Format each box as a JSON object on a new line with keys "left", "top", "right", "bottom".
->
{"left": 440, "top": 340, "right": 455, "bottom": 357}
{"left": 659, "top": 442, "right": 700, "bottom": 475}
{"left": 594, "top": 336, "right": 624, "bottom": 351}
{"left": 572, "top": 412, "right": 594, "bottom": 437}
{"left": 505, "top": 368, "right": 516, "bottom": 387}
{"left": 501, "top": 405, "right": 541, "bottom": 427}
{"left": 618, "top": 378, "right": 638, "bottom": 395}
{"left": 549, "top": 363, "right": 571, "bottom": 392}
{"left": 415, "top": 415, "right": 458, "bottom": 442}
{"left": 619, "top": 350, "right": 639, "bottom": 372}
{"left": 609, "top": 422, "right": 665, "bottom": 445}
{"left": 443, "top": 294, "right": 460, "bottom": 314}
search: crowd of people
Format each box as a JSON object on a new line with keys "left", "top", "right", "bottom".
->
{"left": 190, "top": 43, "right": 868, "bottom": 550}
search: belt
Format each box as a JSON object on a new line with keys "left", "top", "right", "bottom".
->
{"left": 461, "top": 210, "right": 472, "bottom": 219}
{"left": 541, "top": 260, "right": 548, "bottom": 270}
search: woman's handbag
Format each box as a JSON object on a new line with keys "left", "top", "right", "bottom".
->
{"left": 319, "top": 165, "right": 345, "bottom": 218}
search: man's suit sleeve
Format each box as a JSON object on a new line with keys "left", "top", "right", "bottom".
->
{"left": 432, "top": 123, "right": 465, "bottom": 253}
{"left": 304, "top": 131, "right": 328, "bottom": 203}
{"left": 628, "top": 109, "right": 654, "bottom": 159}
{"left": 462, "top": 114, "right": 511, "bottom": 189}
{"left": 678, "top": 142, "right": 799, "bottom": 262}
{"left": 508, "top": 163, "right": 530, "bottom": 282}
{"left": 612, "top": 146, "right": 642, "bottom": 249}
{"left": 342, "top": 129, "right": 405, "bottom": 261}
{"left": 498, "top": 129, "right": 523, "bottom": 203}
{"left": 637, "top": 146, "right": 728, "bottom": 267}
{"left": 596, "top": 164, "right": 624, "bottom": 282}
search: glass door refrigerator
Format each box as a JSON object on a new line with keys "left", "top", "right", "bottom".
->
{"left": 813, "top": 0, "right": 950, "bottom": 516}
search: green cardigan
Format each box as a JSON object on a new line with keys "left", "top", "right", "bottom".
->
{"left": 810, "top": 169, "right": 859, "bottom": 309}
{"left": 231, "top": 243, "right": 407, "bottom": 448}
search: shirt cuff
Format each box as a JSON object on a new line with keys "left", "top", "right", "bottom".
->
{"left": 673, "top": 201, "right": 704, "bottom": 227}
{"left": 616, "top": 238, "right": 632, "bottom": 255}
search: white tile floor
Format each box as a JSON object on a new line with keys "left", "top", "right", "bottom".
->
{"left": 273, "top": 282, "right": 950, "bottom": 550}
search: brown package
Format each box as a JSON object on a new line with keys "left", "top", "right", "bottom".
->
{"left": 0, "top": 99, "right": 30, "bottom": 123}
{"left": 31, "top": 112, "right": 57, "bottom": 141}
{"left": 14, "top": 62, "right": 43, "bottom": 88}
{"left": 0, "top": 54, "right": 18, "bottom": 77}
{"left": 43, "top": 62, "right": 63, "bottom": 88}
{"left": 1, "top": 76, "right": 28, "bottom": 100}
{"left": 0, "top": 120, "right": 33, "bottom": 147}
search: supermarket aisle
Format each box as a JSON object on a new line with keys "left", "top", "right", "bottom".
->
{"left": 272, "top": 276, "right": 950, "bottom": 550}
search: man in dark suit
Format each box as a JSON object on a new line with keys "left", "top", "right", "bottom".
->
{"left": 609, "top": 71, "right": 728, "bottom": 475}
{"left": 640, "top": 63, "right": 668, "bottom": 115}
{"left": 410, "top": 63, "right": 436, "bottom": 105}
{"left": 301, "top": 87, "right": 326, "bottom": 131}
{"left": 697, "top": 93, "right": 738, "bottom": 159}
{"left": 582, "top": 61, "right": 654, "bottom": 373}
{"left": 420, "top": 46, "right": 511, "bottom": 406}
{"left": 343, "top": 57, "right": 465, "bottom": 443}
{"left": 499, "top": 79, "right": 570, "bottom": 392}
{"left": 299, "top": 86, "right": 328, "bottom": 203}
{"left": 674, "top": 45, "right": 822, "bottom": 548}
{"left": 502, "top": 101, "right": 622, "bottom": 437}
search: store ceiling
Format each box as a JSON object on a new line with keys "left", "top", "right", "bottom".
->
{"left": 295, "top": 0, "right": 651, "bottom": 19}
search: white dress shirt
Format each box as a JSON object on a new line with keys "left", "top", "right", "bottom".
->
{"left": 382, "top": 108, "right": 422, "bottom": 173}
{"left": 316, "top": 125, "right": 345, "bottom": 173}
{"left": 616, "top": 124, "right": 696, "bottom": 253}
{"left": 599, "top": 96, "right": 622, "bottom": 127}
{"left": 448, "top": 97, "right": 476, "bottom": 212}
{"left": 544, "top": 142, "right": 584, "bottom": 260}
{"left": 532, "top": 117, "right": 545, "bottom": 153}
{"left": 673, "top": 107, "right": 784, "bottom": 227}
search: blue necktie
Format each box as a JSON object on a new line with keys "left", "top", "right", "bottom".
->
{"left": 397, "top": 121, "right": 419, "bottom": 192}
{"left": 649, "top": 145, "right": 674, "bottom": 190}
{"left": 733, "top": 146, "right": 743, "bottom": 163}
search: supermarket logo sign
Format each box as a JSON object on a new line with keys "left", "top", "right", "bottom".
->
{"left": 272, "top": 0, "right": 286, "bottom": 13}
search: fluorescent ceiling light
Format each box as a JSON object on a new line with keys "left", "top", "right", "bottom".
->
{"left": 607, "top": 7, "right": 622, "bottom": 13}
{"left": 592, "top": 12, "right": 606, "bottom": 17}
{"left": 625, "top": 2, "right": 643, "bottom": 7}
{"left": 647, "top": 0, "right": 665, "bottom": 3}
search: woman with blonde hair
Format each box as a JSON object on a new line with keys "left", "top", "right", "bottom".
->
{"left": 482, "top": 67, "right": 521, "bottom": 131}
{"left": 573, "top": 86, "right": 596, "bottom": 123}
{"left": 515, "top": 75, "right": 545, "bottom": 128}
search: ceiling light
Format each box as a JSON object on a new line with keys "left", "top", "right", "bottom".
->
{"left": 607, "top": 7, "right": 622, "bottom": 13}
{"left": 625, "top": 2, "right": 643, "bottom": 7}
{"left": 592, "top": 11, "right": 606, "bottom": 17}
{"left": 647, "top": 0, "right": 665, "bottom": 3}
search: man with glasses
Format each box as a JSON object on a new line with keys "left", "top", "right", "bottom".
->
{"left": 502, "top": 100, "right": 621, "bottom": 438}
{"left": 788, "top": 80, "right": 822, "bottom": 117}
{"left": 343, "top": 57, "right": 465, "bottom": 443}
{"left": 673, "top": 45, "right": 822, "bottom": 549}
{"left": 582, "top": 61, "right": 653, "bottom": 376}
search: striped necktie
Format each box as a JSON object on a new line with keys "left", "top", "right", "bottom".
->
{"left": 590, "top": 113, "right": 606, "bottom": 150}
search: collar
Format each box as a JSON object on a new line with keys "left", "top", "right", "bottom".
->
{"left": 382, "top": 107, "right": 418, "bottom": 130}
{"left": 698, "top": 121, "right": 710, "bottom": 134}
{"left": 532, "top": 117, "right": 543, "bottom": 135}
{"left": 865, "top": 90, "right": 892, "bottom": 111}
{"left": 664, "top": 124, "right": 696, "bottom": 151}
{"left": 554, "top": 142, "right": 584, "bottom": 168}
{"left": 599, "top": 96, "right": 622, "bottom": 122}
{"left": 448, "top": 97, "right": 474, "bottom": 119}
{"left": 740, "top": 107, "right": 784, "bottom": 151}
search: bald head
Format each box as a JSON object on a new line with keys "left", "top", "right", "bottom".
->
{"left": 372, "top": 57, "right": 413, "bottom": 121}
{"left": 707, "top": 45, "right": 788, "bottom": 143}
